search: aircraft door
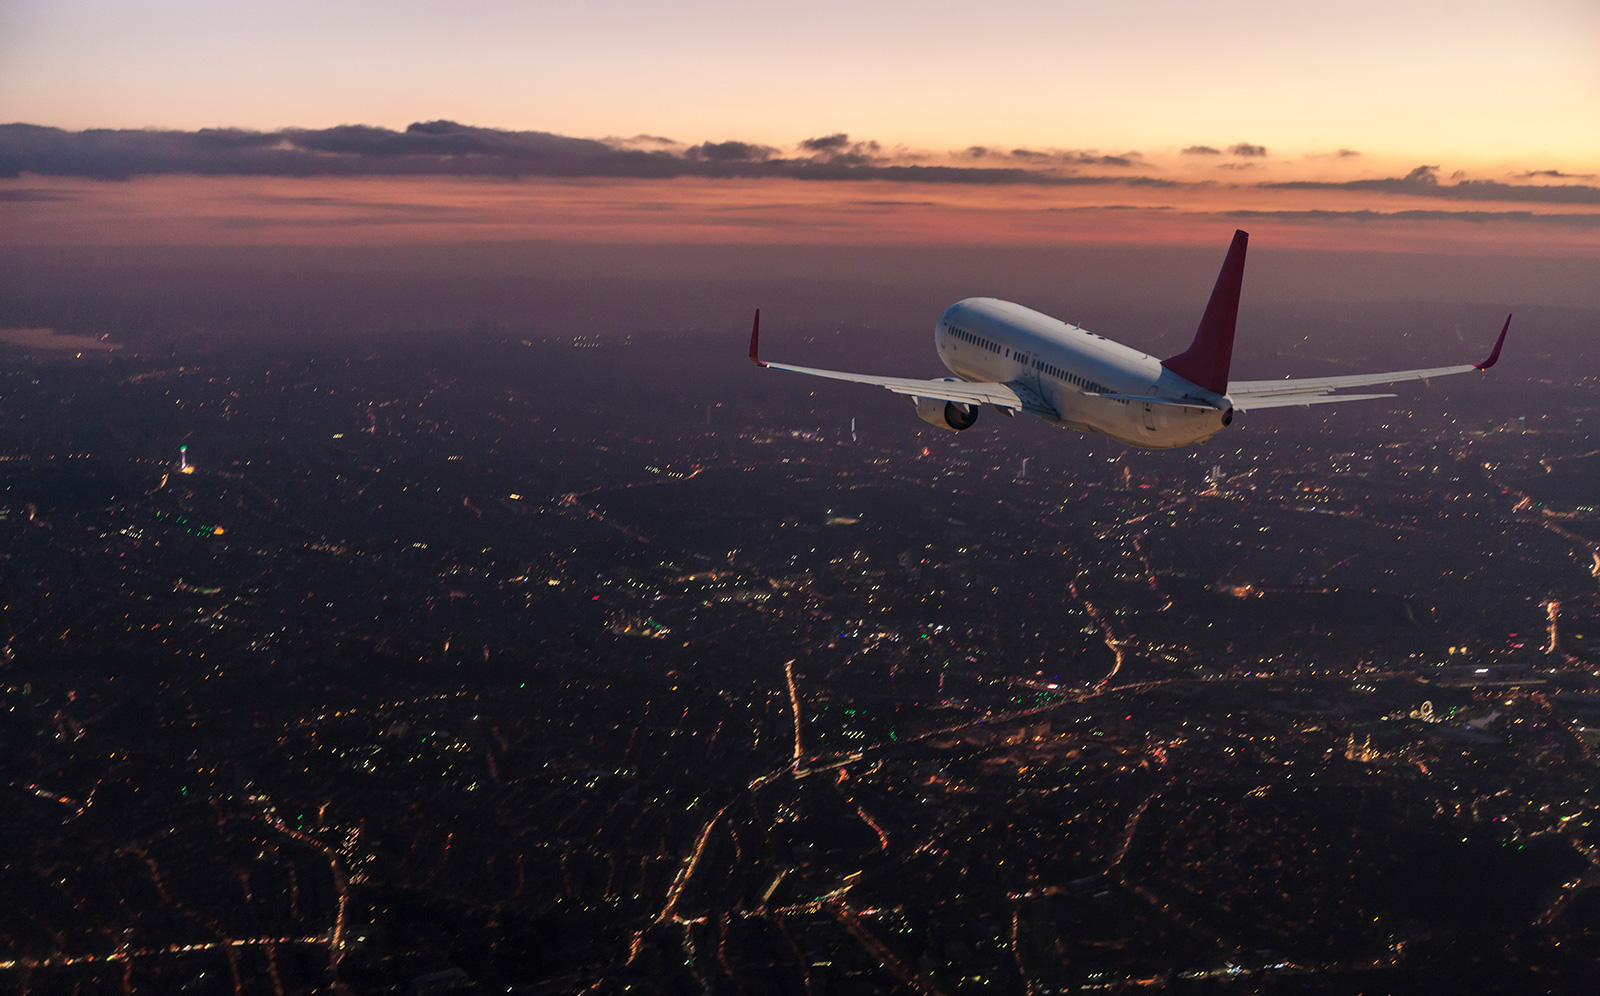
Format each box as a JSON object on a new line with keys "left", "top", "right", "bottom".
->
{"left": 1013, "top": 349, "right": 1041, "bottom": 392}
{"left": 1143, "top": 387, "right": 1159, "bottom": 431}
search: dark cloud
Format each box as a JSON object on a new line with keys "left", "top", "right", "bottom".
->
{"left": 1181, "top": 145, "right": 1222, "bottom": 156}
{"left": 1047, "top": 204, "right": 1174, "bottom": 212}
{"left": 799, "top": 133, "right": 852, "bottom": 153}
{"left": 962, "top": 147, "right": 1139, "bottom": 168}
{"left": 1228, "top": 143, "right": 1267, "bottom": 157}
{"left": 1518, "top": 168, "right": 1595, "bottom": 180}
{"left": 242, "top": 192, "right": 469, "bottom": 216}
{"left": 796, "top": 134, "right": 883, "bottom": 167}
{"left": 685, "top": 140, "right": 777, "bottom": 162}
{"left": 780, "top": 163, "right": 1128, "bottom": 186}
{"left": 1225, "top": 208, "right": 1600, "bottom": 226}
{"left": 1337, "top": 149, "right": 1361, "bottom": 158}
{"left": 1262, "top": 166, "right": 1600, "bottom": 205}
{"left": 0, "top": 187, "right": 74, "bottom": 201}
{"left": 0, "top": 120, "right": 652, "bottom": 180}
{"left": 2, "top": 122, "right": 1189, "bottom": 190}
{"left": 606, "top": 134, "right": 682, "bottom": 150}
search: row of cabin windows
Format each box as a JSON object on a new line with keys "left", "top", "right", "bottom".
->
{"left": 949, "top": 324, "right": 1121, "bottom": 400}
{"left": 1035, "top": 357, "right": 1107, "bottom": 395}
{"left": 948, "top": 325, "right": 999, "bottom": 354}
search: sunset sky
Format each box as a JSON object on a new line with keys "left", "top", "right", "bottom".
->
{"left": 2, "top": 0, "right": 1598, "bottom": 257}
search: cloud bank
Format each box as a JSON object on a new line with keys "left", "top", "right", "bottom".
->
{"left": 4, "top": 123, "right": 1597, "bottom": 258}
{"left": 1263, "top": 164, "right": 1600, "bottom": 205}
{"left": 1226, "top": 208, "right": 1600, "bottom": 227}
{"left": 6, "top": 123, "right": 1591, "bottom": 210}
{"left": 0, "top": 121, "right": 1159, "bottom": 188}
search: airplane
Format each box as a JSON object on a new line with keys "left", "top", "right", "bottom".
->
{"left": 747, "top": 230, "right": 1511, "bottom": 450}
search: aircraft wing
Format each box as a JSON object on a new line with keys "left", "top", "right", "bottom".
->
{"left": 749, "top": 311, "right": 1057, "bottom": 416}
{"left": 1230, "top": 392, "right": 1398, "bottom": 411}
{"left": 759, "top": 359, "right": 1033, "bottom": 407}
{"left": 1229, "top": 315, "right": 1510, "bottom": 412}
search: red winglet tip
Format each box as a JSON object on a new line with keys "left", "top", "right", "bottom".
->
{"left": 1475, "top": 314, "right": 1511, "bottom": 370}
{"left": 748, "top": 309, "right": 765, "bottom": 366}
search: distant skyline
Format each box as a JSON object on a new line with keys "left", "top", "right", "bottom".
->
{"left": 2, "top": 1, "right": 1597, "bottom": 258}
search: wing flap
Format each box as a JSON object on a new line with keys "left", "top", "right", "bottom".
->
{"left": 1232, "top": 392, "right": 1396, "bottom": 412}
{"left": 1230, "top": 363, "right": 1478, "bottom": 396}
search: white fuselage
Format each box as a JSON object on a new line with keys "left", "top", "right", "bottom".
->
{"left": 935, "top": 298, "right": 1233, "bottom": 449}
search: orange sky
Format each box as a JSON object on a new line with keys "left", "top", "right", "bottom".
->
{"left": 4, "top": 1, "right": 1598, "bottom": 164}
{"left": 1, "top": 1, "right": 1596, "bottom": 258}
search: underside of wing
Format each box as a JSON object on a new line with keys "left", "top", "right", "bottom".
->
{"left": 749, "top": 311, "right": 1057, "bottom": 417}
{"left": 761, "top": 360, "right": 1015, "bottom": 406}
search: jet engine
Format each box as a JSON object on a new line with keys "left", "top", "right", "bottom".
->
{"left": 911, "top": 395, "right": 978, "bottom": 431}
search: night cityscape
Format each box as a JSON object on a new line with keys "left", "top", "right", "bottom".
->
{"left": 3, "top": 303, "right": 1600, "bottom": 994}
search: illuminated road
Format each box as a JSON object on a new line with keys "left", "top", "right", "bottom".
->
{"left": 1068, "top": 578, "right": 1128, "bottom": 686}
{"left": 827, "top": 902, "right": 947, "bottom": 996}
{"left": 1479, "top": 459, "right": 1600, "bottom": 602}
{"left": 785, "top": 658, "right": 805, "bottom": 768}
{"left": 1010, "top": 905, "right": 1038, "bottom": 996}
{"left": 0, "top": 937, "right": 328, "bottom": 972}
{"left": 248, "top": 807, "right": 352, "bottom": 987}
{"left": 1107, "top": 793, "right": 1154, "bottom": 872}
{"left": 1128, "top": 534, "right": 1173, "bottom": 612}
{"left": 625, "top": 766, "right": 788, "bottom": 968}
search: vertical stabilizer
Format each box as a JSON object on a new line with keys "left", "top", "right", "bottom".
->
{"left": 1162, "top": 230, "right": 1248, "bottom": 394}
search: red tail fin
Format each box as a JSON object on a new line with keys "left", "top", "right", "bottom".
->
{"left": 1162, "top": 230, "right": 1248, "bottom": 394}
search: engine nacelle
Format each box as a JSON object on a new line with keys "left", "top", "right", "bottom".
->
{"left": 911, "top": 396, "right": 979, "bottom": 431}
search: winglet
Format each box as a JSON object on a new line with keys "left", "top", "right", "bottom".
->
{"left": 1475, "top": 314, "right": 1512, "bottom": 370}
{"left": 1162, "top": 229, "right": 1248, "bottom": 395}
{"left": 748, "top": 309, "right": 766, "bottom": 367}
